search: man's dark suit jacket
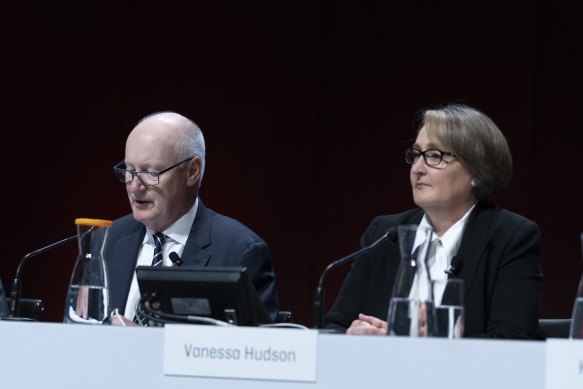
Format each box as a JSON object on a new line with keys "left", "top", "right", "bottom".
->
{"left": 104, "top": 200, "right": 279, "bottom": 321}
{"left": 323, "top": 201, "right": 543, "bottom": 338}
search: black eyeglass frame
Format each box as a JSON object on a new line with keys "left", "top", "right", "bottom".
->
{"left": 113, "top": 157, "right": 195, "bottom": 186}
{"left": 404, "top": 147, "right": 457, "bottom": 167}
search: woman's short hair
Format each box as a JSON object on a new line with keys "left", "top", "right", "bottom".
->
{"left": 419, "top": 104, "right": 513, "bottom": 201}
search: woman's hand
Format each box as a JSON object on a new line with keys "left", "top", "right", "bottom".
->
{"left": 346, "top": 313, "right": 388, "bottom": 335}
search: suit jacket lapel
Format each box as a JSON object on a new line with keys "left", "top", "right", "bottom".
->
{"left": 181, "top": 200, "right": 213, "bottom": 266}
{"left": 454, "top": 202, "right": 500, "bottom": 296}
{"left": 108, "top": 225, "right": 144, "bottom": 312}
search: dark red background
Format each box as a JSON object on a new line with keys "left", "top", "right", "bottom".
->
{"left": 2, "top": 2, "right": 582, "bottom": 327}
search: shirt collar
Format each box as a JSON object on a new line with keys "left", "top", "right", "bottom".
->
{"left": 143, "top": 197, "right": 199, "bottom": 246}
{"left": 419, "top": 203, "right": 476, "bottom": 256}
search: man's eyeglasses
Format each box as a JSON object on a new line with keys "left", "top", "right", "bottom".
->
{"left": 404, "top": 147, "right": 457, "bottom": 167}
{"left": 113, "top": 157, "right": 194, "bottom": 186}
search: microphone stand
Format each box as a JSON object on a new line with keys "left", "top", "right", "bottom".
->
{"left": 8, "top": 235, "right": 77, "bottom": 319}
{"left": 313, "top": 229, "right": 393, "bottom": 329}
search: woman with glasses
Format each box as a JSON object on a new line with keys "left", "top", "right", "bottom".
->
{"left": 322, "top": 103, "right": 543, "bottom": 338}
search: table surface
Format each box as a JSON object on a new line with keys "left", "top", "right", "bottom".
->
{"left": 0, "top": 320, "right": 545, "bottom": 389}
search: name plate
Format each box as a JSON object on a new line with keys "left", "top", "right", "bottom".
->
{"left": 545, "top": 339, "right": 583, "bottom": 389}
{"left": 163, "top": 324, "right": 318, "bottom": 382}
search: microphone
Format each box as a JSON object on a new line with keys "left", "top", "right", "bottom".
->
{"left": 444, "top": 255, "right": 462, "bottom": 276}
{"left": 9, "top": 235, "right": 77, "bottom": 319}
{"left": 313, "top": 227, "right": 396, "bottom": 329}
{"left": 169, "top": 251, "right": 183, "bottom": 266}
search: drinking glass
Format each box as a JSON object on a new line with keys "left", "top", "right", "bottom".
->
{"left": 387, "top": 224, "right": 435, "bottom": 337}
{"left": 433, "top": 278, "right": 464, "bottom": 339}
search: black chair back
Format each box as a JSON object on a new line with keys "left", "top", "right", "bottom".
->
{"left": 537, "top": 318, "right": 571, "bottom": 340}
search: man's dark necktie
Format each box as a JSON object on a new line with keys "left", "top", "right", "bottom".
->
{"left": 134, "top": 232, "right": 166, "bottom": 325}
{"left": 151, "top": 232, "right": 166, "bottom": 267}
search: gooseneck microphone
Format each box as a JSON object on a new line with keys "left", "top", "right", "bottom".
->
{"left": 313, "top": 228, "right": 396, "bottom": 329}
{"left": 169, "top": 252, "right": 183, "bottom": 266}
{"left": 9, "top": 235, "right": 77, "bottom": 319}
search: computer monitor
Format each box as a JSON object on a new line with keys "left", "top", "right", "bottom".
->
{"left": 135, "top": 266, "right": 272, "bottom": 326}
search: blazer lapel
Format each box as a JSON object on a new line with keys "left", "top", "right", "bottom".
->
{"left": 181, "top": 200, "right": 213, "bottom": 266}
{"left": 454, "top": 202, "right": 500, "bottom": 296}
{"left": 108, "top": 226, "right": 144, "bottom": 312}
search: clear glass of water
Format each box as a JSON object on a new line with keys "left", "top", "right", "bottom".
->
{"left": 387, "top": 298, "right": 435, "bottom": 337}
{"left": 569, "top": 233, "right": 583, "bottom": 338}
{"left": 433, "top": 278, "right": 464, "bottom": 339}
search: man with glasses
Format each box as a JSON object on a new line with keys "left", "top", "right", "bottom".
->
{"left": 106, "top": 111, "right": 279, "bottom": 326}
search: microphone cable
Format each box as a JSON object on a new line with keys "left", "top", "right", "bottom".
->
{"left": 135, "top": 293, "right": 234, "bottom": 327}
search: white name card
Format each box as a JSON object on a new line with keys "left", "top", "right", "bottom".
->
{"left": 545, "top": 339, "right": 583, "bottom": 389}
{"left": 163, "top": 324, "right": 318, "bottom": 382}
